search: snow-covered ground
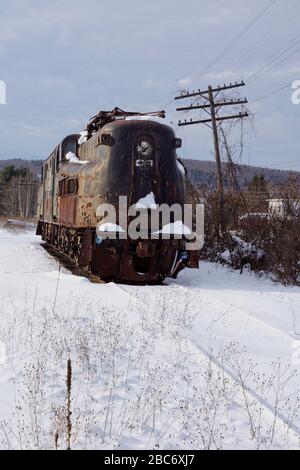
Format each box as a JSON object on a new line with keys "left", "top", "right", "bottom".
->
{"left": 0, "top": 223, "right": 300, "bottom": 450}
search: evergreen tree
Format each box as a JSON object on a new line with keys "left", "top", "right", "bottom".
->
{"left": 248, "top": 174, "right": 268, "bottom": 195}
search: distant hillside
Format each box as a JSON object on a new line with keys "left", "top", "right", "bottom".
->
{"left": 184, "top": 159, "right": 300, "bottom": 189}
{"left": 0, "top": 158, "right": 299, "bottom": 188}
{"left": 0, "top": 159, "right": 42, "bottom": 177}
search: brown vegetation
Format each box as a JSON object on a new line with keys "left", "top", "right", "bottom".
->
{"left": 192, "top": 176, "right": 300, "bottom": 286}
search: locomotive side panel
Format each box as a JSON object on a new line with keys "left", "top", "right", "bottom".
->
{"left": 59, "top": 195, "right": 77, "bottom": 227}
{"left": 57, "top": 156, "right": 110, "bottom": 229}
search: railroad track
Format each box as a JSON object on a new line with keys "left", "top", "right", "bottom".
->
{"left": 172, "top": 284, "right": 299, "bottom": 343}
{"left": 42, "top": 243, "right": 106, "bottom": 284}
{"left": 42, "top": 242, "right": 167, "bottom": 286}
{"left": 167, "top": 284, "right": 300, "bottom": 438}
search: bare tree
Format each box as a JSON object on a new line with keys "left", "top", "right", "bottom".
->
{"left": 1, "top": 171, "right": 39, "bottom": 219}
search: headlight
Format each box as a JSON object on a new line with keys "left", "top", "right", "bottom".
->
{"left": 137, "top": 139, "right": 153, "bottom": 157}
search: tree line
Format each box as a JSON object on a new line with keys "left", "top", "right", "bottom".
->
{"left": 0, "top": 165, "right": 39, "bottom": 219}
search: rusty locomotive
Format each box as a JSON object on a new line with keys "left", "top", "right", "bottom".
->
{"left": 36, "top": 108, "right": 199, "bottom": 283}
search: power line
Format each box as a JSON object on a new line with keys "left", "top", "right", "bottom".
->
{"left": 191, "top": 0, "right": 278, "bottom": 83}
{"left": 247, "top": 35, "right": 300, "bottom": 83}
{"left": 251, "top": 82, "right": 291, "bottom": 103}
{"left": 231, "top": 0, "right": 300, "bottom": 74}
{"left": 162, "top": 0, "right": 278, "bottom": 110}
{"left": 248, "top": 34, "right": 300, "bottom": 80}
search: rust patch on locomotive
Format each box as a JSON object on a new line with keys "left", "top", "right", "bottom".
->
{"left": 36, "top": 108, "right": 200, "bottom": 283}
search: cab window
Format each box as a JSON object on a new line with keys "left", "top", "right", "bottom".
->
{"left": 59, "top": 178, "right": 78, "bottom": 196}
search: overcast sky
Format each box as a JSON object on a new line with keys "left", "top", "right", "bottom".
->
{"left": 0, "top": 0, "right": 300, "bottom": 170}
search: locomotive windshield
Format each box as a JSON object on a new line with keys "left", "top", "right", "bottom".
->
{"left": 62, "top": 138, "right": 78, "bottom": 161}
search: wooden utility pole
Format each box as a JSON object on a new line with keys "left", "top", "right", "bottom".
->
{"left": 208, "top": 85, "right": 224, "bottom": 232}
{"left": 175, "top": 81, "right": 248, "bottom": 235}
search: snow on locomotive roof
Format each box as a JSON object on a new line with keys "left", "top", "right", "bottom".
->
{"left": 78, "top": 131, "right": 88, "bottom": 145}
{"left": 124, "top": 115, "right": 173, "bottom": 126}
